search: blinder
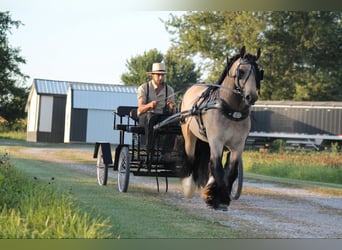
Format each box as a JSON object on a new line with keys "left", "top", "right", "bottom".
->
{"left": 228, "top": 53, "right": 264, "bottom": 91}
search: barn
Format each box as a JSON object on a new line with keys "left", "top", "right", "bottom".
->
{"left": 26, "top": 79, "right": 138, "bottom": 144}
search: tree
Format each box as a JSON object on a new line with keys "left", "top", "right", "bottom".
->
{"left": 163, "top": 11, "right": 342, "bottom": 101}
{"left": 163, "top": 46, "right": 201, "bottom": 94}
{"left": 121, "top": 49, "right": 164, "bottom": 86}
{"left": 0, "top": 11, "right": 28, "bottom": 126}
{"left": 263, "top": 11, "right": 342, "bottom": 101}
{"left": 121, "top": 48, "right": 201, "bottom": 97}
{"left": 163, "top": 11, "right": 266, "bottom": 82}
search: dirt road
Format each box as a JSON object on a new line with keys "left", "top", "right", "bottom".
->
{"left": 14, "top": 146, "right": 342, "bottom": 238}
{"left": 127, "top": 174, "right": 342, "bottom": 238}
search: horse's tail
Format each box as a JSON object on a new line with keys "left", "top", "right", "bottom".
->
{"left": 178, "top": 139, "right": 210, "bottom": 198}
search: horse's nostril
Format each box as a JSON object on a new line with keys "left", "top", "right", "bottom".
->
{"left": 246, "top": 95, "right": 252, "bottom": 102}
{"left": 246, "top": 94, "right": 258, "bottom": 104}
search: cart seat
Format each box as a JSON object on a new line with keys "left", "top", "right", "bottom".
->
{"left": 129, "top": 108, "right": 139, "bottom": 122}
{"left": 129, "top": 126, "right": 145, "bottom": 134}
{"left": 114, "top": 124, "right": 130, "bottom": 131}
{"left": 128, "top": 108, "right": 145, "bottom": 134}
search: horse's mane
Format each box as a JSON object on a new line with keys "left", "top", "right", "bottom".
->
{"left": 215, "top": 54, "right": 240, "bottom": 85}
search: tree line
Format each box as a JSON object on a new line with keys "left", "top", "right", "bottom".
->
{"left": 122, "top": 11, "right": 342, "bottom": 101}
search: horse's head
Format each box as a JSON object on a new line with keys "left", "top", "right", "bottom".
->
{"left": 227, "top": 46, "right": 263, "bottom": 106}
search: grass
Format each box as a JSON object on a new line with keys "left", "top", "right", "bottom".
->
{"left": 243, "top": 150, "right": 342, "bottom": 185}
{"left": 1, "top": 138, "right": 341, "bottom": 238}
{"left": 0, "top": 156, "right": 112, "bottom": 238}
{"left": 0, "top": 130, "right": 26, "bottom": 141}
{"left": 1, "top": 143, "right": 238, "bottom": 238}
{"left": 9, "top": 157, "right": 237, "bottom": 238}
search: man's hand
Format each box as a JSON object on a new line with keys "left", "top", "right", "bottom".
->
{"left": 166, "top": 100, "right": 175, "bottom": 112}
{"left": 150, "top": 101, "right": 158, "bottom": 109}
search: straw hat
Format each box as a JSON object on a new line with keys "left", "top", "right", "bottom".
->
{"left": 147, "top": 63, "right": 167, "bottom": 74}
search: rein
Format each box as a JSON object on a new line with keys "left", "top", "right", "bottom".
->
{"left": 195, "top": 83, "right": 243, "bottom": 96}
{"left": 154, "top": 50, "right": 263, "bottom": 136}
{"left": 153, "top": 84, "right": 248, "bottom": 132}
{"left": 187, "top": 55, "right": 261, "bottom": 137}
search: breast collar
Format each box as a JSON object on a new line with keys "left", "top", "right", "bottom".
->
{"left": 192, "top": 86, "right": 250, "bottom": 121}
{"left": 190, "top": 86, "right": 250, "bottom": 137}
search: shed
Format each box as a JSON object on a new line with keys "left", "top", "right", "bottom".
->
{"left": 26, "top": 79, "right": 69, "bottom": 143}
{"left": 26, "top": 79, "right": 138, "bottom": 144}
{"left": 64, "top": 82, "right": 138, "bottom": 144}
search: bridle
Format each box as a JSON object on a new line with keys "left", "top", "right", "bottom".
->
{"left": 227, "top": 56, "right": 263, "bottom": 95}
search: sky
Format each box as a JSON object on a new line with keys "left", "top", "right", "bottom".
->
{"left": 2, "top": 0, "right": 183, "bottom": 86}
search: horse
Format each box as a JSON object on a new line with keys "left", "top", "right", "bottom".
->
{"left": 179, "top": 46, "right": 263, "bottom": 209}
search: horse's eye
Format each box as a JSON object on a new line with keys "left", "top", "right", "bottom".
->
{"left": 238, "top": 69, "right": 245, "bottom": 78}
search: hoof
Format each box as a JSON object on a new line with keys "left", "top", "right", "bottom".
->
{"left": 201, "top": 181, "right": 231, "bottom": 209}
{"left": 217, "top": 204, "right": 228, "bottom": 211}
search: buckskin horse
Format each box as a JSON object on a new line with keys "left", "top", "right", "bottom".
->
{"left": 180, "top": 46, "right": 263, "bottom": 209}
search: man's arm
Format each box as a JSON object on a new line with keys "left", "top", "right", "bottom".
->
{"left": 138, "top": 98, "right": 157, "bottom": 115}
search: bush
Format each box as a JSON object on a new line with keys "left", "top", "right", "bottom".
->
{"left": 0, "top": 120, "right": 26, "bottom": 132}
{"left": 270, "top": 139, "right": 285, "bottom": 152}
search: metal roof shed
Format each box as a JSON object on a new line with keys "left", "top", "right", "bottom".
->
{"left": 26, "top": 79, "right": 69, "bottom": 143}
{"left": 64, "top": 83, "right": 138, "bottom": 144}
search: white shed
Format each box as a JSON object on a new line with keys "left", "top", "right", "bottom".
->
{"left": 26, "top": 79, "right": 138, "bottom": 144}
{"left": 64, "top": 82, "right": 138, "bottom": 144}
{"left": 26, "top": 79, "right": 69, "bottom": 143}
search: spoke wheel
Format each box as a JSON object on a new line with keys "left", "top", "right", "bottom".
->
{"left": 117, "top": 146, "right": 130, "bottom": 192}
{"left": 96, "top": 145, "right": 108, "bottom": 186}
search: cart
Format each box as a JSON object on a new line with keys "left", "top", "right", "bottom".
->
{"left": 93, "top": 105, "right": 243, "bottom": 199}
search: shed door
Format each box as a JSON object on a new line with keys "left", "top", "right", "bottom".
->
{"left": 39, "top": 95, "right": 53, "bottom": 132}
{"left": 70, "top": 109, "right": 87, "bottom": 142}
{"left": 51, "top": 96, "right": 66, "bottom": 142}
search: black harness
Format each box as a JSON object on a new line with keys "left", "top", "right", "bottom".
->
{"left": 189, "top": 54, "right": 263, "bottom": 137}
{"left": 189, "top": 85, "right": 250, "bottom": 137}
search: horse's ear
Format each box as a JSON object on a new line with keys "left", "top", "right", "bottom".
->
{"left": 240, "top": 46, "right": 246, "bottom": 57}
{"left": 256, "top": 48, "right": 261, "bottom": 60}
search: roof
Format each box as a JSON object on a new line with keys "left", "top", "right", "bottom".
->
{"left": 70, "top": 82, "right": 137, "bottom": 93}
{"left": 33, "top": 79, "right": 138, "bottom": 95}
{"left": 254, "top": 100, "right": 342, "bottom": 109}
{"left": 34, "top": 79, "right": 70, "bottom": 95}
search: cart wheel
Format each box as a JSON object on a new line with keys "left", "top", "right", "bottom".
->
{"left": 117, "top": 146, "right": 130, "bottom": 192}
{"left": 231, "top": 158, "right": 243, "bottom": 200}
{"left": 96, "top": 145, "right": 108, "bottom": 186}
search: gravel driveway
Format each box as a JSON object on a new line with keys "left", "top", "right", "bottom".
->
{"left": 127, "top": 175, "right": 342, "bottom": 238}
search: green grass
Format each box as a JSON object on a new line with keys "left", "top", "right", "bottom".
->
{"left": 9, "top": 157, "right": 237, "bottom": 238}
{"left": 0, "top": 158, "right": 112, "bottom": 238}
{"left": 2, "top": 140, "right": 341, "bottom": 238}
{"left": 243, "top": 151, "right": 342, "bottom": 185}
{"left": 0, "top": 142, "right": 237, "bottom": 238}
{"left": 0, "top": 131, "right": 26, "bottom": 141}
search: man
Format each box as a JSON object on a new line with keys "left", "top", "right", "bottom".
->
{"left": 137, "top": 62, "right": 176, "bottom": 156}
